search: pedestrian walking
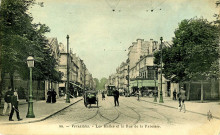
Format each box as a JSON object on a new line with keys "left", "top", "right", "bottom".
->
{"left": 113, "top": 89, "right": 119, "bottom": 106}
{"left": 102, "top": 91, "right": 105, "bottom": 100}
{"left": 173, "top": 89, "right": 177, "bottom": 100}
{"left": 9, "top": 90, "right": 22, "bottom": 121}
{"left": 178, "top": 87, "right": 186, "bottom": 113}
{"left": 51, "top": 89, "right": 57, "bottom": 103}
{"left": 46, "top": 89, "right": 52, "bottom": 103}
{"left": 2, "top": 87, "right": 13, "bottom": 116}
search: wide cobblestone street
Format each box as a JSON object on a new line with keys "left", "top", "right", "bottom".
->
{"left": 1, "top": 95, "right": 219, "bottom": 135}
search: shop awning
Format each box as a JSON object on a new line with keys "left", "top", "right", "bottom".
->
{"left": 59, "top": 82, "right": 82, "bottom": 89}
{"left": 130, "top": 80, "right": 158, "bottom": 88}
{"left": 141, "top": 80, "right": 158, "bottom": 87}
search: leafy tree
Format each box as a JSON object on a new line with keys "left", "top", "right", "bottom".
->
{"left": 154, "top": 18, "right": 219, "bottom": 101}
{"left": 94, "top": 78, "right": 99, "bottom": 89}
{"left": 94, "top": 78, "right": 107, "bottom": 90}
{"left": 99, "top": 78, "right": 108, "bottom": 90}
{"left": 154, "top": 18, "right": 219, "bottom": 82}
{"left": 0, "top": 0, "right": 62, "bottom": 95}
{"left": 0, "top": 0, "right": 35, "bottom": 90}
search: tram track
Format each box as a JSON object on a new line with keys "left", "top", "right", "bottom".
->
{"left": 69, "top": 97, "right": 121, "bottom": 125}
{"left": 39, "top": 96, "right": 171, "bottom": 126}
{"left": 120, "top": 102, "right": 141, "bottom": 125}
{"left": 123, "top": 98, "right": 172, "bottom": 124}
{"left": 100, "top": 97, "right": 121, "bottom": 125}
{"left": 71, "top": 107, "right": 99, "bottom": 125}
{"left": 105, "top": 96, "right": 141, "bottom": 125}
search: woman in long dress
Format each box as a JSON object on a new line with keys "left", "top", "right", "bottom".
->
{"left": 52, "top": 89, "right": 57, "bottom": 103}
{"left": 46, "top": 89, "right": 52, "bottom": 103}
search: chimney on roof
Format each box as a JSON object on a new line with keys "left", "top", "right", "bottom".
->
{"left": 136, "top": 39, "right": 144, "bottom": 43}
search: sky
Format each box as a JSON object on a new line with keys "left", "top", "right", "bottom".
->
{"left": 30, "top": 0, "right": 218, "bottom": 80}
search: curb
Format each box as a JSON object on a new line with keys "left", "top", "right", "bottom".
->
{"left": 140, "top": 99, "right": 220, "bottom": 120}
{"left": 0, "top": 98, "right": 83, "bottom": 125}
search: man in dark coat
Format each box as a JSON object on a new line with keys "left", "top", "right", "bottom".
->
{"left": 173, "top": 89, "right": 177, "bottom": 100}
{"left": 113, "top": 89, "right": 119, "bottom": 106}
{"left": 102, "top": 91, "right": 105, "bottom": 100}
{"left": 9, "top": 90, "right": 22, "bottom": 121}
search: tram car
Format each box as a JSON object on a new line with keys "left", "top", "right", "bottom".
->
{"left": 106, "top": 85, "right": 116, "bottom": 96}
{"left": 84, "top": 91, "right": 98, "bottom": 108}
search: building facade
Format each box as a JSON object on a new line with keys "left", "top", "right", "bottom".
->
{"left": 58, "top": 43, "right": 95, "bottom": 97}
{"left": 108, "top": 38, "right": 172, "bottom": 98}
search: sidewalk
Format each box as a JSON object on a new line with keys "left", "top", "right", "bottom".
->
{"left": 0, "top": 97, "right": 82, "bottom": 125}
{"left": 140, "top": 96, "right": 220, "bottom": 120}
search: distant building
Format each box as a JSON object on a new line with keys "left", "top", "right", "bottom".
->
{"left": 108, "top": 38, "right": 172, "bottom": 97}
{"left": 58, "top": 43, "right": 94, "bottom": 97}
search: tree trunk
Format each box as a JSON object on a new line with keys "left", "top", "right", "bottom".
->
{"left": 50, "top": 80, "right": 53, "bottom": 90}
{"left": 48, "top": 80, "right": 50, "bottom": 90}
{"left": 37, "top": 80, "right": 41, "bottom": 101}
{"left": 26, "top": 79, "right": 29, "bottom": 102}
{"left": 0, "top": 71, "right": 5, "bottom": 107}
{"left": 211, "top": 78, "right": 216, "bottom": 99}
{"left": 201, "top": 80, "right": 204, "bottom": 103}
{"left": 187, "top": 81, "right": 191, "bottom": 101}
{"left": 0, "top": 71, "right": 5, "bottom": 91}
{"left": 9, "top": 72, "right": 14, "bottom": 90}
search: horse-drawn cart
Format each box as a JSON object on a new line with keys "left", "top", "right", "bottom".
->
{"left": 84, "top": 91, "right": 98, "bottom": 108}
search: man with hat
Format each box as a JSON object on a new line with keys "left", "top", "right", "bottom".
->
{"left": 9, "top": 89, "right": 22, "bottom": 121}
{"left": 113, "top": 88, "right": 119, "bottom": 106}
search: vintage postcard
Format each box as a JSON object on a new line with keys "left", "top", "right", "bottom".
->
{"left": 0, "top": 0, "right": 220, "bottom": 135}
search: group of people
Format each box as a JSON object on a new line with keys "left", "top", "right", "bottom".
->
{"left": 101, "top": 87, "right": 186, "bottom": 112}
{"left": 46, "top": 89, "right": 57, "bottom": 103}
{"left": 2, "top": 87, "right": 22, "bottom": 121}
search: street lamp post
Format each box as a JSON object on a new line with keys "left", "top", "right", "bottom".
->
{"left": 127, "top": 65, "right": 130, "bottom": 96}
{"left": 66, "top": 35, "right": 70, "bottom": 103}
{"left": 118, "top": 76, "right": 119, "bottom": 90}
{"left": 26, "top": 56, "right": 35, "bottom": 118}
{"left": 153, "top": 64, "right": 157, "bottom": 102}
{"left": 83, "top": 64, "right": 86, "bottom": 94}
{"left": 159, "top": 37, "right": 164, "bottom": 103}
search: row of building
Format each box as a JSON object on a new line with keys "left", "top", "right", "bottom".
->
{"left": 45, "top": 38, "right": 96, "bottom": 98}
{"left": 107, "top": 38, "right": 219, "bottom": 100}
{"left": 1, "top": 37, "right": 96, "bottom": 100}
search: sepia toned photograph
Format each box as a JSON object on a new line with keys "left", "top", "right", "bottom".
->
{"left": 0, "top": 0, "right": 220, "bottom": 135}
